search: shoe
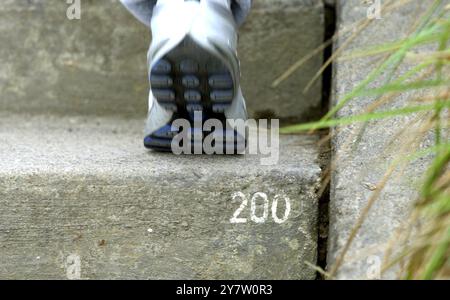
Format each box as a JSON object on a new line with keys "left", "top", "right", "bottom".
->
{"left": 143, "top": 0, "right": 248, "bottom": 153}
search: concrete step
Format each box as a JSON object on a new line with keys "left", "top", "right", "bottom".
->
{"left": 0, "top": 0, "right": 324, "bottom": 122}
{"left": 240, "top": 0, "right": 324, "bottom": 121}
{"left": 0, "top": 113, "right": 321, "bottom": 279}
{"left": 328, "top": 0, "right": 444, "bottom": 279}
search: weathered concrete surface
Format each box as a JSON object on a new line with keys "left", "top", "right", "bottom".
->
{"left": 0, "top": 113, "right": 321, "bottom": 279}
{"left": 0, "top": 0, "right": 324, "bottom": 122}
{"left": 239, "top": 0, "right": 324, "bottom": 122}
{"left": 328, "top": 0, "right": 446, "bottom": 279}
{"left": 0, "top": 0, "right": 324, "bottom": 279}
{"left": 0, "top": 0, "right": 149, "bottom": 118}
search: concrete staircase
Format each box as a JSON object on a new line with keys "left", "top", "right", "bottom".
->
{"left": 0, "top": 0, "right": 325, "bottom": 279}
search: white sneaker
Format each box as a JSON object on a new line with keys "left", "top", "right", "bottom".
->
{"left": 143, "top": 0, "right": 247, "bottom": 153}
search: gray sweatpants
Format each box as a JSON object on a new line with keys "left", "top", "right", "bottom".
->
{"left": 119, "top": 0, "right": 252, "bottom": 27}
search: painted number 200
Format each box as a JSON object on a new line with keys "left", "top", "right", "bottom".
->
{"left": 230, "top": 192, "right": 291, "bottom": 224}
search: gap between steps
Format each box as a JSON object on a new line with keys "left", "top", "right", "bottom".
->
{"left": 316, "top": 0, "right": 336, "bottom": 280}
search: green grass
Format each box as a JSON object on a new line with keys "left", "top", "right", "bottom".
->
{"left": 276, "top": 0, "right": 450, "bottom": 279}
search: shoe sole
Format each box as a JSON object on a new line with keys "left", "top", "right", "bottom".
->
{"left": 144, "top": 37, "right": 245, "bottom": 153}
